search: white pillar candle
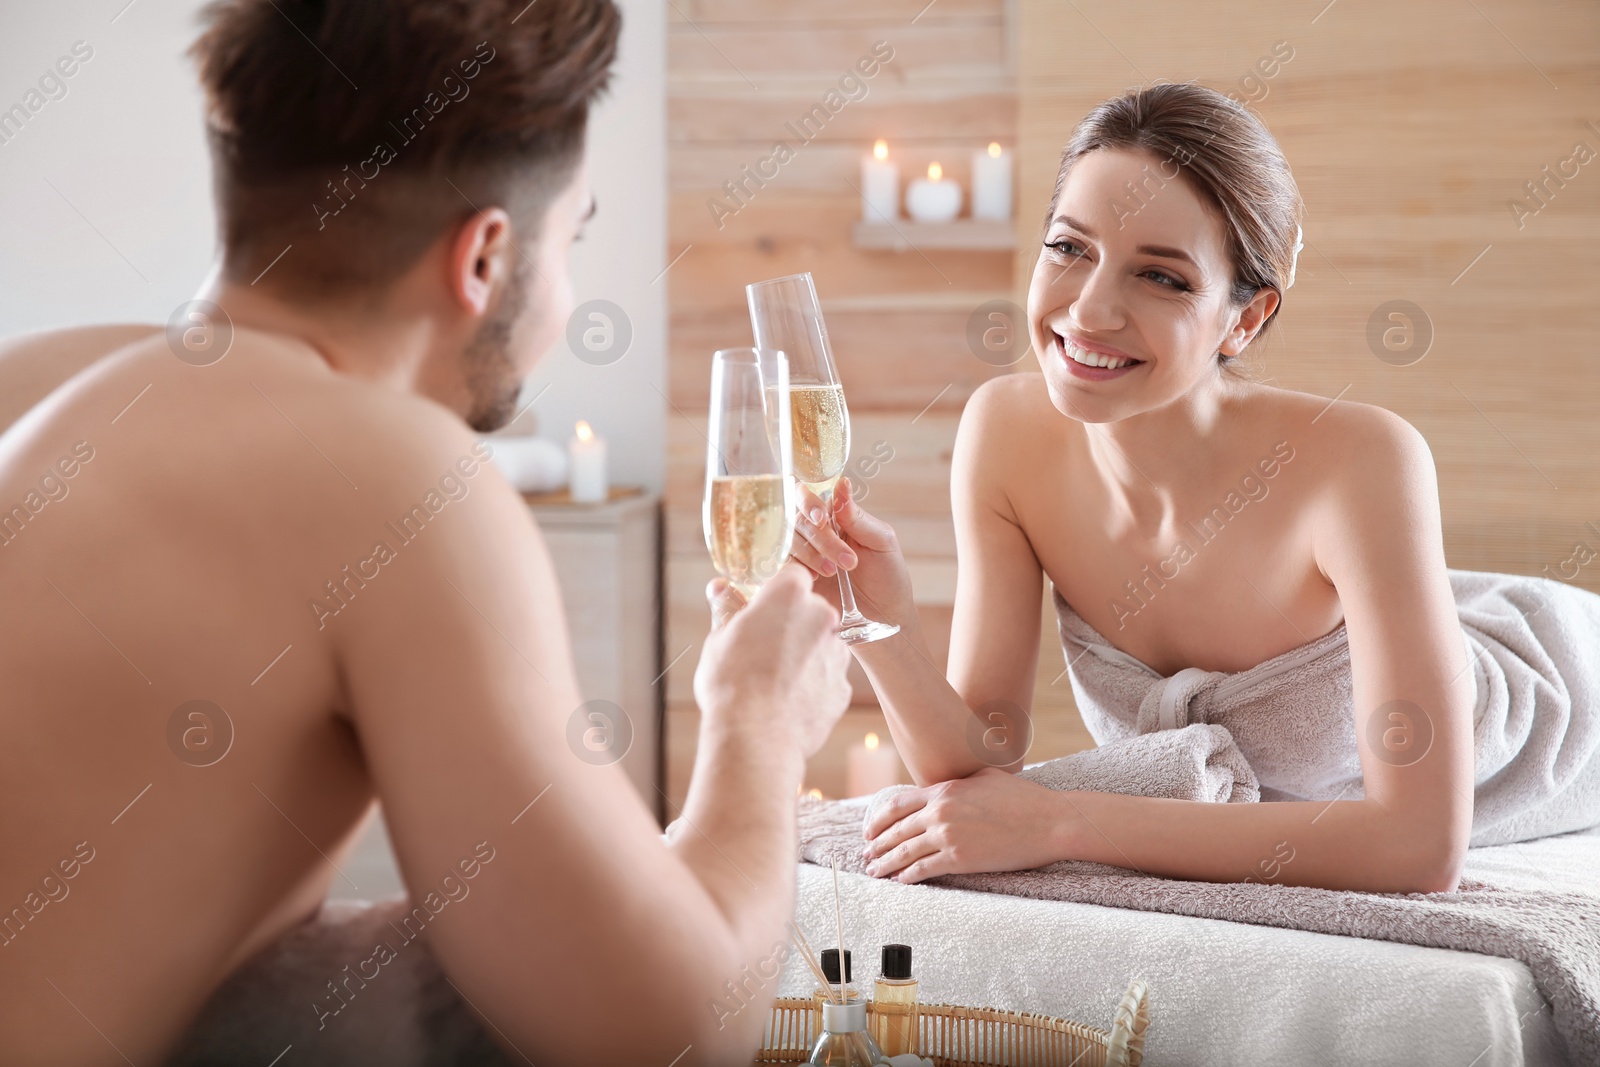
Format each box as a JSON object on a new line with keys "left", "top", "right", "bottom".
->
{"left": 904, "top": 161, "right": 962, "bottom": 223}
{"left": 846, "top": 732, "right": 902, "bottom": 797}
{"left": 861, "top": 138, "right": 899, "bottom": 222}
{"left": 567, "top": 420, "right": 608, "bottom": 503}
{"left": 972, "top": 141, "right": 1013, "bottom": 221}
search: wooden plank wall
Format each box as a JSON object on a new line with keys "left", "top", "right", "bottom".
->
{"left": 662, "top": 0, "right": 1079, "bottom": 807}
{"left": 1016, "top": 0, "right": 1600, "bottom": 573}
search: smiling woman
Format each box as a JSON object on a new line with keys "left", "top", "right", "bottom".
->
{"left": 782, "top": 81, "right": 1599, "bottom": 898}
{"left": 1035, "top": 83, "right": 1303, "bottom": 388}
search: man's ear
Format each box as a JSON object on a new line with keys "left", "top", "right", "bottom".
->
{"left": 446, "top": 206, "right": 516, "bottom": 317}
{"left": 1220, "top": 286, "right": 1281, "bottom": 356}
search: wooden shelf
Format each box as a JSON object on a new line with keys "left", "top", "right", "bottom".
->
{"left": 853, "top": 218, "right": 1016, "bottom": 251}
{"left": 520, "top": 485, "right": 646, "bottom": 507}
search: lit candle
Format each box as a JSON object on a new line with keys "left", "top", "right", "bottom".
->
{"left": 972, "top": 141, "right": 1013, "bottom": 221}
{"left": 846, "top": 732, "right": 902, "bottom": 797}
{"left": 904, "top": 161, "right": 961, "bottom": 223}
{"left": 861, "top": 138, "right": 899, "bottom": 223}
{"left": 567, "top": 420, "right": 607, "bottom": 503}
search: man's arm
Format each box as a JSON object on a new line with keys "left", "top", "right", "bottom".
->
{"left": 333, "top": 403, "right": 849, "bottom": 1064}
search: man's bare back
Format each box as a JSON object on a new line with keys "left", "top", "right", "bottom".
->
{"left": 0, "top": 325, "right": 497, "bottom": 1060}
{"left": 0, "top": 315, "right": 849, "bottom": 1067}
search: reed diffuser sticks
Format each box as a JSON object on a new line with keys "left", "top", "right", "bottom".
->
{"left": 787, "top": 920, "right": 842, "bottom": 1004}
{"left": 831, "top": 859, "right": 848, "bottom": 1002}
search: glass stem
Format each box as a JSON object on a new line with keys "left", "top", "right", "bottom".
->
{"left": 823, "top": 489, "right": 865, "bottom": 622}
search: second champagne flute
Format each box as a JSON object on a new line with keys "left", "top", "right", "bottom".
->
{"left": 746, "top": 272, "right": 900, "bottom": 645}
{"left": 703, "top": 347, "right": 796, "bottom": 602}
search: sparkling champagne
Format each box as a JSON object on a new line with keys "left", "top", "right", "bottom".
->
{"left": 787, "top": 383, "right": 849, "bottom": 496}
{"left": 706, "top": 473, "right": 792, "bottom": 595}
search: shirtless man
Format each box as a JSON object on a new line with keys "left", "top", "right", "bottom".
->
{"left": 0, "top": 2, "right": 852, "bottom": 1064}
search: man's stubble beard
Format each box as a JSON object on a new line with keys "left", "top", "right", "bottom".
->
{"left": 462, "top": 257, "right": 532, "bottom": 433}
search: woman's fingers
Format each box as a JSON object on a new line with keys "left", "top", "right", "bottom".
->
{"left": 832, "top": 477, "right": 897, "bottom": 553}
{"left": 863, "top": 809, "right": 920, "bottom": 861}
{"left": 892, "top": 852, "right": 950, "bottom": 884}
{"left": 864, "top": 787, "right": 930, "bottom": 839}
{"left": 789, "top": 533, "right": 835, "bottom": 578}
{"left": 868, "top": 828, "right": 939, "bottom": 879}
{"left": 789, "top": 510, "right": 837, "bottom": 577}
{"left": 793, "top": 497, "right": 856, "bottom": 570}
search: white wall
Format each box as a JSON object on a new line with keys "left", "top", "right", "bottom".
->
{"left": 0, "top": 0, "right": 666, "bottom": 493}
{"left": 520, "top": 0, "right": 666, "bottom": 493}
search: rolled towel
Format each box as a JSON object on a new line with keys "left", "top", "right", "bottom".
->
{"left": 1020, "top": 722, "right": 1260, "bottom": 804}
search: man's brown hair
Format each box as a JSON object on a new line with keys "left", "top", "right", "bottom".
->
{"left": 190, "top": 0, "right": 621, "bottom": 300}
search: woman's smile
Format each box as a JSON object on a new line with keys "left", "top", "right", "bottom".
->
{"left": 1051, "top": 330, "right": 1147, "bottom": 379}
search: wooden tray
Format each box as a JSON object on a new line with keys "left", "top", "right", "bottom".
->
{"left": 753, "top": 978, "right": 1149, "bottom": 1066}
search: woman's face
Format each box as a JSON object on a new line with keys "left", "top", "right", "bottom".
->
{"left": 1027, "top": 147, "right": 1273, "bottom": 423}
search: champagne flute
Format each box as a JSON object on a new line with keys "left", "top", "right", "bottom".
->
{"left": 746, "top": 272, "right": 900, "bottom": 645}
{"left": 704, "top": 347, "right": 796, "bottom": 603}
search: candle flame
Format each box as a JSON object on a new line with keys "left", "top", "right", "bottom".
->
{"left": 927, "top": 162, "right": 942, "bottom": 182}
{"left": 988, "top": 141, "right": 1003, "bottom": 158}
{"left": 575, "top": 420, "right": 593, "bottom": 442}
{"left": 873, "top": 139, "right": 888, "bottom": 161}
{"left": 865, "top": 732, "right": 880, "bottom": 750}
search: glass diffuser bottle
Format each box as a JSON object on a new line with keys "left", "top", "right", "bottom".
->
{"left": 809, "top": 997, "right": 890, "bottom": 1066}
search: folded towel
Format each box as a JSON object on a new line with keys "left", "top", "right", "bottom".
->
{"left": 1054, "top": 568, "right": 1600, "bottom": 847}
{"left": 799, "top": 795, "right": 1600, "bottom": 1064}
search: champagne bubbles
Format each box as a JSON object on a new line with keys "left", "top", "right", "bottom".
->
{"left": 1364, "top": 698, "right": 1434, "bottom": 767}
{"left": 166, "top": 699, "right": 234, "bottom": 767}
{"left": 566, "top": 299, "right": 633, "bottom": 366}
{"left": 1366, "top": 300, "right": 1432, "bottom": 367}
{"left": 165, "top": 300, "right": 234, "bottom": 367}
{"left": 566, "top": 699, "right": 633, "bottom": 765}
{"left": 965, "top": 697, "right": 1033, "bottom": 767}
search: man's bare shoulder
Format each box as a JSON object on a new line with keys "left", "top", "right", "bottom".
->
{"left": 1, "top": 323, "right": 515, "bottom": 575}
{"left": 0, "top": 323, "right": 160, "bottom": 435}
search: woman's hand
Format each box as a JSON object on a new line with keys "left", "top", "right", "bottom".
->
{"left": 791, "top": 475, "right": 915, "bottom": 624}
{"left": 861, "top": 767, "right": 1074, "bottom": 883}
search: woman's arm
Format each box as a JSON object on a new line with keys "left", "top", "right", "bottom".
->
{"left": 866, "top": 779, "right": 1454, "bottom": 892}
{"left": 794, "top": 377, "right": 1049, "bottom": 785}
{"left": 864, "top": 404, "right": 1475, "bottom": 895}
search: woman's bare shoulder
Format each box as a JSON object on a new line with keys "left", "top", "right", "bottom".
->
{"left": 960, "top": 372, "right": 1061, "bottom": 442}
{"left": 1247, "top": 381, "right": 1422, "bottom": 449}
{"left": 1243, "top": 383, "right": 1431, "bottom": 497}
